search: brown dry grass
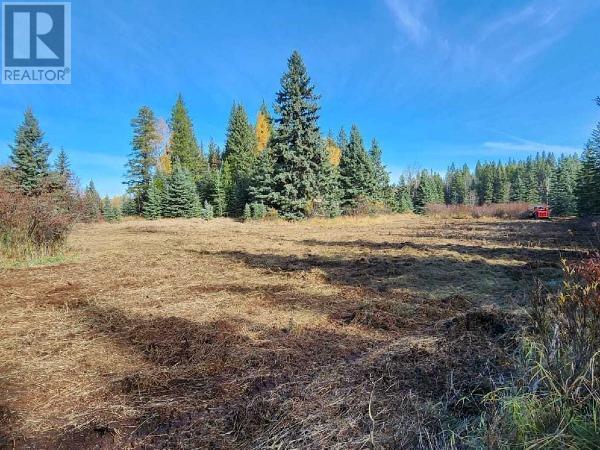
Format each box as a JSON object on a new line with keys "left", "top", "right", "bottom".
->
{"left": 0, "top": 214, "right": 594, "bottom": 449}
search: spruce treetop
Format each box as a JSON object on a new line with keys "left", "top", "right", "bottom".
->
{"left": 223, "top": 102, "right": 257, "bottom": 177}
{"left": 9, "top": 108, "right": 51, "bottom": 194}
{"left": 168, "top": 95, "right": 205, "bottom": 178}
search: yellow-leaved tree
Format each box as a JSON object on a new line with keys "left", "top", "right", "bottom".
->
{"left": 155, "top": 118, "right": 172, "bottom": 174}
{"left": 255, "top": 102, "right": 272, "bottom": 154}
{"left": 325, "top": 133, "right": 341, "bottom": 167}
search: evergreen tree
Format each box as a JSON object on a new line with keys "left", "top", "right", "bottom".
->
{"left": 446, "top": 164, "right": 470, "bottom": 204}
{"left": 222, "top": 103, "right": 257, "bottom": 215}
{"left": 243, "top": 203, "right": 252, "bottom": 220}
{"left": 259, "top": 51, "right": 337, "bottom": 219}
{"left": 199, "top": 201, "right": 214, "bottom": 220}
{"left": 251, "top": 202, "right": 267, "bottom": 219}
{"left": 369, "top": 138, "right": 392, "bottom": 203}
{"left": 475, "top": 162, "right": 494, "bottom": 205}
{"left": 9, "top": 108, "right": 51, "bottom": 194}
{"left": 337, "top": 127, "right": 348, "bottom": 150}
{"left": 576, "top": 144, "right": 600, "bottom": 215}
{"left": 199, "top": 168, "right": 226, "bottom": 217}
{"left": 168, "top": 95, "right": 205, "bottom": 179}
{"left": 162, "top": 163, "right": 201, "bottom": 218}
{"left": 207, "top": 139, "right": 222, "bottom": 170}
{"left": 339, "top": 125, "right": 376, "bottom": 208}
{"left": 509, "top": 169, "right": 527, "bottom": 202}
{"left": 550, "top": 154, "right": 580, "bottom": 216}
{"left": 249, "top": 146, "right": 276, "bottom": 206}
{"left": 413, "top": 170, "right": 442, "bottom": 213}
{"left": 575, "top": 101, "right": 600, "bottom": 215}
{"left": 143, "top": 181, "right": 163, "bottom": 219}
{"left": 102, "top": 196, "right": 121, "bottom": 222}
{"left": 121, "top": 196, "right": 137, "bottom": 216}
{"left": 82, "top": 180, "right": 102, "bottom": 222}
{"left": 492, "top": 163, "right": 510, "bottom": 203}
{"left": 125, "top": 106, "right": 160, "bottom": 214}
{"left": 54, "top": 148, "right": 71, "bottom": 178}
{"left": 223, "top": 102, "right": 257, "bottom": 176}
{"left": 395, "top": 176, "right": 414, "bottom": 213}
{"left": 315, "top": 144, "right": 342, "bottom": 217}
{"left": 255, "top": 101, "right": 272, "bottom": 154}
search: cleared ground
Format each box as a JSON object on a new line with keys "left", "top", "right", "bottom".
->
{"left": 0, "top": 215, "right": 592, "bottom": 448}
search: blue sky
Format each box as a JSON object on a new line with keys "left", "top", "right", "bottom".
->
{"left": 1, "top": 0, "right": 599, "bottom": 196}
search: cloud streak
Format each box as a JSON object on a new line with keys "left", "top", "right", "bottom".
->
{"left": 482, "top": 140, "right": 579, "bottom": 155}
{"left": 383, "top": 0, "right": 596, "bottom": 78}
{"left": 384, "top": 0, "right": 431, "bottom": 44}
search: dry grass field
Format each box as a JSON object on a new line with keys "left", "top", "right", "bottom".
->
{"left": 0, "top": 214, "right": 594, "bottom": 448}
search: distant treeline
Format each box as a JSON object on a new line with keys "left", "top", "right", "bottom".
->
{"left": 398, "top": 152, "right": 583, "bottom": 216}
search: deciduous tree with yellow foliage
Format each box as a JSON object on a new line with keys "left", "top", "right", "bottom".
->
{"left": 255, "top": 101, "right": 272, "bottom": 154}
{"left": 325, "top": 131, "right": 341, "bottom": 166}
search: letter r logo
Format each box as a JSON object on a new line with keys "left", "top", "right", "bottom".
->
{"left": 3, "top": 3, "right": 66, "bottom": 67}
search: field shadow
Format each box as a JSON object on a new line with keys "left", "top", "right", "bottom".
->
{"left": 299, "top": 239, "right": 583, "bottom": 262}
{"left": 70, "top": 304, "right": 381, "bottom": 448}
{"left": 199, "top": 249, "right": 537, "bottom": 303}
{"left": 394, "top": 218, "right": 595, "bottom": 250}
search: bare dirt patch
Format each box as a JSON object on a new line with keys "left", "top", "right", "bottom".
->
{"left": 0, "top": 215, "right": 592, "bottom": 448}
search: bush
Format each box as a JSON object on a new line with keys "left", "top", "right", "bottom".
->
{"left": 251, "top": 202, "right": 267, "bottom": 220}
{"left": 343, "top": 196, "right": 391, "bottom": 216}
{"left": 243, "top": 203, "right": 252, "bottom": 221}
{"left": 0, "top": 182, "right": 77, "bottom": 260}
{"left": 479, "top": 256, "right": 600, "bottom": 448}
{"left": 425, "top": 202, "right": 531, "bottom": 219}
{"left": 199, "top": 201, "right": 214, "bottom": 220}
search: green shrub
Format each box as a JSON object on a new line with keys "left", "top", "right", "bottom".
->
{"left": 250, "top": 202, "right": 267, "bottom": 220}
{"left": 243, "top": 203, "right": 252, "bottom": 221}
{"left": 199, "top": 201, "right": 214, "bottom": 220}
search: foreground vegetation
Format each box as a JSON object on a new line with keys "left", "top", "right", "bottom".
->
{"left": 1, "top": 215, "right": 596, "bottom": 448}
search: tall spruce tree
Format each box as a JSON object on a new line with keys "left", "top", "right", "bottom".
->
{"left": 223, "top": 103, "right": 257, "bottom": 176}
{"left": 125, "top": 106, "right": 160, "bottom": 214}
{"left": 54, "top": 148, "right": 71, "bottom": 178}
{"left": 369, "top": 138, "right": 392, "bottom": 204}
{"left": 413, "top": 170, "right": 441, "bottom": 213}
{"left": 550, "top": 154, "right": 580, "bottom": 216}
{"left": 395, "top": 176, "right": 414, "bottom": 213}
{"left": 82, "top": 180, "right": 102, "bottom": 222}
{"left": 168, "top": 95, "right": 205, "bottom": 179}
{"left": 9, "top": 108, "right": 51, "bottom": 194}
{"left": 249, "top": 146, "right": 276, "bottom": 206}
{"left": 222, "top": 103, "right": 257, "bottom": 215}
{"left": 492, "top": 163, "right": 510, "bottom": 203}
{"left": 259, "top": 51, "right": 337, "bottom": 219}
{"left": 575, "top": 99, "right": 600, "bottom": 215}
{"left": 576, "top": 143, "right": 600, "bottom": 215}
{"left": 339, "top": 125, "right": 376, "bottom": 208}
{"left": 337, "top": 127, "right": 348, "bottom": 150}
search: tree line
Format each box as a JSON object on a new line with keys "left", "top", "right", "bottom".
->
{"left": 123, "top": 52, "right": 600, "bottom": 220}
{"left": 4, "top": 51, "right": 600, "bottom": 222}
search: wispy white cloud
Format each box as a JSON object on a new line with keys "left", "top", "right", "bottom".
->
{"left": 482, "top": 139, "right": 579, "bottom": 155}
{"left": 384, "top": 0, "right": 432, "bottom": 45}
{"left": 383, "top": 0, "right": 596, "bottom": 78}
